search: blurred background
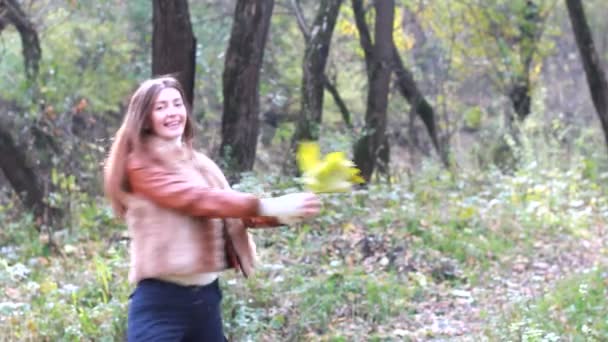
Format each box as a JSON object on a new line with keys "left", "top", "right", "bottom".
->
{"left": 0, "top": 0, "right": 607, "bottom": 340}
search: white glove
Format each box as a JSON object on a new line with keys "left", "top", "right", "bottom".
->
{"left": 259, "top": 192, "right": 320, "bottom": 224}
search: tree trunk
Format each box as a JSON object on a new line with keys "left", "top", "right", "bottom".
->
{"left": 220, "top": 0, "right": 274, "bottom": 180}
{"left": 352, "top": 0, "right": 445, "bottom": 169}
{"left": 508, "top": 0, "right": 541, "bottom": 123}
{"left": 0, "top": 2, "right": 56, "bottom": 228}
{"left": 323, "top": 74, "right": 352, "bottom": 128}
{"left": 290, "top": 1, "right": 350, "bottom": 127}
{"left": 2, "top": 0, "right": 41, "bottom": 81}
{"left": 351, "top": 0, "right": 373, "bottom": 69}
{"left": 508, "top": 79, "right": 531, "bottom": 122}
{"left": 0, "top": 125, "right": 47, "bottom": 223}
{"left": 391, "top": 46, "right": 448, "bottom": 167}
{"left": 152, "top": 0, "right": 196, "bottom": 106}
{"left": 566, "top": 0, "right": 608, "bottom": 147}
{"left": 353, "top": 0, "right": 394, "bottom": 182}
{"left": 292, "top": 0, "right": 343, "bottom": 142}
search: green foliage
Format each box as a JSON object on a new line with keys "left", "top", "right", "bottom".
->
{"left": 0, "top": 212, "right": 44, "bottom": 259}
{"left": 264, "top": 11, "right": 305, "bottom": 99}
{"left": 222, "top": 267, "right": 413, "bottom": 340}
{"left": 406, "top": 0, "right": 560, "bottom": 133}
{"left": 1, "top": 1, "right": 608, "bottom": 340}
{"left": 463, "top": 106, "right": 484, "bottom": 130}
{"left": 491, "top": 268, "right": 608, "bottom": 340}
{"left": 0, "top": 6, "right": 139, "bottom": 113}
{"left": 189, "top": 3, "right": 234, "bottom": 119}
{"left": 2, "top": 132, "right": 607, "bottom": 339}
{"left": 0, "top": 213, "right": 129, "bottom": 340}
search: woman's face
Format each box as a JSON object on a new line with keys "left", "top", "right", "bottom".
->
{"left": 149, "top": 87, "right": 187, "bottom": 141}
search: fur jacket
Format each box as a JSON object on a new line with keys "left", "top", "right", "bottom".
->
{"left": 124, "top": 137, "right": 279, "bottom": 284}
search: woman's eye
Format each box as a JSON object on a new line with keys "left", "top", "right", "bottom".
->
{"left": 155, "top": 105, "right": 164, "bottom": 110}
{"left": 174, "top": 102, "right": 183, "bottom": 107}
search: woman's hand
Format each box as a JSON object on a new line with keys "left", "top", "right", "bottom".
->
{"left": 259, "top": 192, "right": 322, "bottom": 224}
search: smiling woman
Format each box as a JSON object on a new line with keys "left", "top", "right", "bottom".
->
{"left": 102, "top": 76, "right": 321, "bottom": 341}
{"left": 149, "top": 87, "right": 188, "bottom": 143}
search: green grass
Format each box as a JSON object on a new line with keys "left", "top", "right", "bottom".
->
{"left": 222, "top": 266, "right": 415, "bottom": 340}
{"left": 490, "top": 268, "right": 608, "bottom": 341}
{"left": 0, "top": 243, "right": 130, "bottom": 341}
{"left": 1, "top": 134, "right": 608, "bottom": 340}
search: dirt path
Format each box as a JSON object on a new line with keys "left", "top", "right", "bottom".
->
{"left": 392, "top": 226, "right": 607, "bottom": 341}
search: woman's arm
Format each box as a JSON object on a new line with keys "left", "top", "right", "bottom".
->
{"left": 247, "top": 193, "right": 322, "bottom": 227}
{"left": 127, "top": 156, "right": 260, "bottom": 218}
{"left": 128, "top": 155, "right": 321, "bottom": 221}
{"left": 242, "top": 216, "right": 283, "bottom": 228}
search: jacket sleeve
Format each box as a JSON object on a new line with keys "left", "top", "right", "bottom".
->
{"left": 242, "top": 216, "right": 283, "bottom": 228}
{"left": 127, "top": 156, "right": 260, "bottom": 218}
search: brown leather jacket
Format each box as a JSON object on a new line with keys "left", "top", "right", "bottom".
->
{"left": 124, "top": 137, "right": 279, "bottom": 284}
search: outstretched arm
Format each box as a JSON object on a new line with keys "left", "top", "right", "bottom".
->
{"left": 243, "top": 216, "right": 282, "bottom": 228}
{"left": 128, "top": 156, "right": 260, "bottom": 218}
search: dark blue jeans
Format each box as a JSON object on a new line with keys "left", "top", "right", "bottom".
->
{"left": 127, "top": 278, "right": 226, "bottom": 342}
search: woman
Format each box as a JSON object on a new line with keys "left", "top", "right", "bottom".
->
{"left": 104, "top": 76, "right": 320, "bottom": 341}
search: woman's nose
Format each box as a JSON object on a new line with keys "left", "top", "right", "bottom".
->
{"left": 167, "top": 103, "right": 182, "bottom": 113}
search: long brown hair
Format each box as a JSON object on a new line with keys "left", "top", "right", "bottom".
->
{"left": 103, "top": 76, "right": 194, "bottom": 217}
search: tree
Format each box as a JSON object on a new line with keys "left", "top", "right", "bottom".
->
{"left": 0, "top": 118, "right": 47, "bottom": 223}
{"left": 284, "top": 0, "right": 347, "bottom": 174}
{"left": 291, "top": 0, "right": 345, "bottom": 143}
{"left": 0, "top": 0, "right": 41, "bottom": 81}
{"left": 566, "top": 0, "right": 608, "bottom": 148}
{"left": 352, "top": 1, "right": 447, "bottom": 169}
{"left": 0, "top": 0, "right": 56, "bottom": 227}
{"left": 152, "top": 0, "right": 196, "bottom": 106}
{"left": 508, "top": 0, "right": 543, "bottom": 123}
{"left": 220, "top": 0, "right": 274, "bottom": 179}
{"left": 453, "top": 0, "right": 552, "bottom": 124}
{"left": 390, "top": 28, "right": 447, "bottom": 167}
{"left": 352, "top": 0, "right": 395, "bottom": 181}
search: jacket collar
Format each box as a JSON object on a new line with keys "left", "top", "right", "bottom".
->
{"left": 143, "top": 135, "right": 192, "bottom": 163}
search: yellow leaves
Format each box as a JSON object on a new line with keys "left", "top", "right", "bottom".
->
{"left": 457, "top": 206, "right": 477, "bottom": 221}
{"left": 336, "top": 5, "right": 358, "bottom": 38}
{"left": 337, "top": 17, "right": 358, "bottom": 37}
{"left": 393, "top": 8, "right": 416, "bottom": 52}
{"left": 394, "top": 32, "right": 416, "bottom": 52}
{"left": 40, "top": 279, "right": 58, "bottom": 295}
{"left": 26, "top": 319, "right": 37, "bottom": 333}
{"left": 530, "top": 61, "right": 544, "bottom": 82}
{"left": 296, "top": 141, "right": 364, "bottom": 193}
{"left": 296, "top": 141, "right": 321, "bottom": 173}
{"left": 338, "top": 6, "right": 416, "bottom": 52}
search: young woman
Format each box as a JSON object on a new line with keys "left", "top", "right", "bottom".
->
{"left": 104, "top": 76, "right": 320, "bottom": 341}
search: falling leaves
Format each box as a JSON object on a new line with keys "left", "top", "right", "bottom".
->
{"left": 296, "top": 141, "right": 364, "bottom": 193}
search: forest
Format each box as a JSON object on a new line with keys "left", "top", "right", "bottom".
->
{"left": 1, "top": 0, "right": 607, "bottom": 340}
